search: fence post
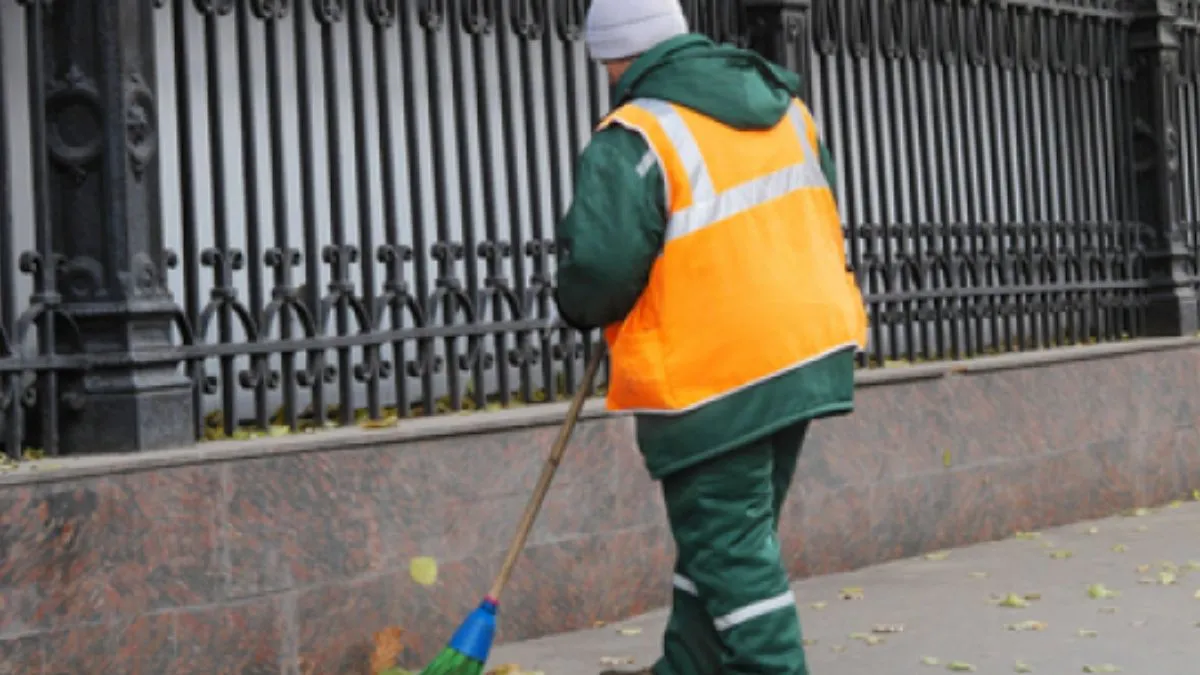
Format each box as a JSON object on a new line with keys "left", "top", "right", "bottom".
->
{"left": 1130, "top": 0, "right": 1199, "bottom": 336}
{"left": 33, "top": 0, "right": 193, "bottom": 454}
{"left": 743, "top": 0, "right": 813, "bottom": 98}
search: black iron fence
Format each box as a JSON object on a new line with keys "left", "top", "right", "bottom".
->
{"left": 1, "top": 0, "right": 1197, "bottom": 458}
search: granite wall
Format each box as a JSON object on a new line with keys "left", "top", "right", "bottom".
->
{"left": 2, "top": 340, "right": 1199, "bottom": 674}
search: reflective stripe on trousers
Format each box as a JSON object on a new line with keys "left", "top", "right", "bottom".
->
{"left": 674, "top": 574, "right": 798, "bottom": 632}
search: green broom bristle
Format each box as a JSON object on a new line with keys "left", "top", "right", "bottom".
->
{"left": 418, "top": 647, "right": 485, "bottom": 675}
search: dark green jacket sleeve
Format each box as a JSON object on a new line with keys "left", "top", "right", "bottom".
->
{"left": 553, "top": 127, "right": 666, "bottom": 330}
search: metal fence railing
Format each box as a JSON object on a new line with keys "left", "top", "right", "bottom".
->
{"left": 2, "top": 0, "right": 1196, "bottom": 457}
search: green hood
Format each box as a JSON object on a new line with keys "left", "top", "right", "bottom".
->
{"left": 610, "top": 34, "right": 803, "bottom": 130}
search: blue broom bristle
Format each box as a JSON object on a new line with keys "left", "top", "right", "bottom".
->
{"left": 419, "top": 598, "right": 498, "bottom": 675}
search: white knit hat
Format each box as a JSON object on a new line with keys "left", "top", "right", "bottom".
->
{"left": 584, "top": 0, "right": 689, "bottom": 61}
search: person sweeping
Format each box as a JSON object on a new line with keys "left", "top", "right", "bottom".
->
{"left": 553, "top": 2, "right": 870, "bottom": 674}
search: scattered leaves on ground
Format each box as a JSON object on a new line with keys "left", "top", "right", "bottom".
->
{"left": 1158, "top": 571, "right": 1178, "bottom": 585}
{"left": 1087, "top": 584, "right": 1119, "bottom": 600}
{"left": 409, "top": 557, "right": 438, "bottom": 586}
{"left": 947, "top": 661, "right": 977, "bottom": 672}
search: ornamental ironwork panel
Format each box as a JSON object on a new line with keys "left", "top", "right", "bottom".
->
{"left": 0, "top": 0, "right": 1193, "bottom": 458}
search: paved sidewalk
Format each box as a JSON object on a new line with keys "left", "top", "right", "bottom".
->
{"left": 491, "top": 502, "right": 1200, "bottom": 675}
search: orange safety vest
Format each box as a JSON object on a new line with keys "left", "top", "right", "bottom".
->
{"left": 597, "top": 96, "right": 868, "bottom": 414}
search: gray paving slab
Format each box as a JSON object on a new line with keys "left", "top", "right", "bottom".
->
{"left": 490, "top": 502, "right": 1200, "bottom": 675}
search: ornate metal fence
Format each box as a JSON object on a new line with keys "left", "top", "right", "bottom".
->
{"left": 1, "top": 0, "right": 1197, "bottom": 458}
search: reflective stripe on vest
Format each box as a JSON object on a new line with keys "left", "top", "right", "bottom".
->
{"left": 597, "top": 97, "right": 869, "bottom": 414}
{"left": 664, "top": 103, "right": 828, "bottom": 243}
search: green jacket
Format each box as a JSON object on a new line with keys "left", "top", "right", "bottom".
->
{"left": 553, "top": 34, "right": 857, "bottom": 479}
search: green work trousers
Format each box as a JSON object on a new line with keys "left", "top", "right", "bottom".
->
{"left": 652, "top": 421, "right": 810, "bottom": 675}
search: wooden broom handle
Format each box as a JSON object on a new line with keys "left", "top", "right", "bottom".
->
{"left": 487, "top": 344, "right": 607, "bottom": 602}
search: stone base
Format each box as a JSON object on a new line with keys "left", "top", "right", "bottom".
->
{"left": 1, "top": 342, "right": 1199, "bottom": 674}
{"left": 55, "top": 367, "right": 195, "bottom": 455}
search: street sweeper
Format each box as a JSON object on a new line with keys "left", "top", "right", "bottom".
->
{"left": 552, "top": 1, "right": 869, "bottom": 674}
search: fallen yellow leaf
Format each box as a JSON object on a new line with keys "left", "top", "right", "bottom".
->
{"left": 921, "top": 656, "right": 941, "bottom": 666}
{"left": 1158, "top": 571, "right": 1178, "bottom": 585}
{"left": 947, "top": 662, "right": 977, "bottom": 672}
{"left": 925, "top": 551, "right": 951, "bottom": 561}
{"left": 1015, "top": 661, "right": 1033, "bottom": 673}
{"left": 1077, "top": 629, "right": 1098, "bottom": 638}
{"left": 942, "top": 450, "right": 953, "bottom": 468}
{"left": 802, "top": 638, "right": 818, "bottom": 647}
{"left": 267, "top": 425, "right": 290, "bottom": 437}
{"left": 409, "top": 557, "right": 438, "bottom": 586}
{"left": 1136, "top": 564, "right": 1152, "bottom": 574}
{"left": 1082, "top": 665, "right": 1121, "bottom": 673}
{"left": 969, "top": 572, "right": 990, "bottom": 579}
{"left": 1050, "top": 549, "right": 1074, "bottom": 560}
{"left": 1087, "top": 584, "right": 1119, "bottom": 600}
{"left": 617, "top": 627, "right": 642, "bottom": 636}
{"left": 840, "top": 587, "right": 865, "bottom": 600}
{"left": 810, "top": 601, "right": 828, "bottom": 610}
{"left": 997, "top": 593, "right": 1030, "bottom": 608}
{"left": 1015, "top": 531, "right": 1042, "bottom": 540}
{"left": 1169, "top": 500, "right": 1183, "bottom": 509}
{"left": 872, "top": 623, "right": 906, "bottom": 633}
{"left": 1086, "top": 526, "right": 1100, "bottom": 535}
{"left": 1005, "top": 620, "right": 1048, "bottom": 632}
{"left": 830, "top": 644, "right": 847, "bottom": 653}
{"left": 361, "top": 415, "right": 400, "bottom": 430}
{"left": 1111, "top": 544, "right": 1128, "bottom": 553}
{"left": 598, "top": 657, "right": 635, "bottom": 666}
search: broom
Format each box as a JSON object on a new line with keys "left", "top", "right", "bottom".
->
{"left": 418, "top": 342, "right": 607, "bottom": 675}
